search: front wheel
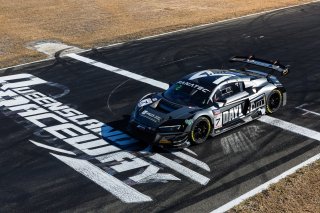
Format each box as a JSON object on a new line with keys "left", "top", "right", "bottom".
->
{"left": 189, "top": 117, "right": 211, "bottom": 144}
{"left": 266, "top": 89, "right": 282, "bottom": 114}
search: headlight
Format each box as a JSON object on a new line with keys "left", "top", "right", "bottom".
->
{"left": 158, "top": 125, "right": 181, "bottom": 132}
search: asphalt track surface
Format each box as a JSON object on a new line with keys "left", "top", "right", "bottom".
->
{"left": 1, "top": 2, "right": 320, "bottom": 212}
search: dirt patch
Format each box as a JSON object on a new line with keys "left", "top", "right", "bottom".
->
{"left": 0, "top": 0, "right": 312, "bottom": 68}
{"left": 230, "top": 160, "right": 320, "bottom": 213}
{"left": 27, "top": 41, "right": 84, "bottom": 57}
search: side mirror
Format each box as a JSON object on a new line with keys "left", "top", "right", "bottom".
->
{"left": 215, "top": 101, "right": 225, "bottom": 108}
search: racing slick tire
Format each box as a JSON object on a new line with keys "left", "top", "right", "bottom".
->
{"left": 266, "top": 89, "right": 282, "bottom": 114}
{"left": 189, "top": 117, "right": 211, "bottom": 145}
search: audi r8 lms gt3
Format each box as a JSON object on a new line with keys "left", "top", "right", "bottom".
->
{"left": 129, "top": 56, "right": 289, "bottom": 149}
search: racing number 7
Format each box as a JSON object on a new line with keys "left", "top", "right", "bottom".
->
{"left": 214, "top": 113, "right": 223, "bottom": 129}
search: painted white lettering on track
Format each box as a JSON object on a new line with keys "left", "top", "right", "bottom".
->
{"left": 0, "top": 73, "right": 212, "bottom": 203}
{"left": 51, "top": 153, "right": 152, "bottom": 203}
{"left": 150, "top": 154, "right": 210, "bottom": 185}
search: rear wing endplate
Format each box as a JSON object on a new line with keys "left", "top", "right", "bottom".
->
{"left": 229, "top": 55, "right": 289, "bottom": 76}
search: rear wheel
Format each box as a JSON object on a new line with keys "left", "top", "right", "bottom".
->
{"left": 189, "top": 117, "right": 211, "bottom": 144}
{"left": 266, "top": 89, "right": 282, "bottom": 114}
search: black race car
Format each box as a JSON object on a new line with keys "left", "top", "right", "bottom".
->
{"left": 129, "top": 56, "right": 289, "bottom": 149}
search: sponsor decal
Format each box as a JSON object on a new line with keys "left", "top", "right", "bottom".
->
{"left": 0, "top": 74, "right": 210, "bottom": 203}
{"left": 138, "top": 98, "right": 157, "bottom": 107}
{"left": 248, "top": 98, "right": 265, "bottom": 113}
{"left": 213, "top": 109, "right": 221, "bottom": 115}
{"left": 222, "top": 104, "right": 243, "bottom": 125}
{"left": 214, "top": 110, "right": 223, "bottom": 129}
{"left": 215, "top": 97, "right": 265, "bottom": 127}
{"left": 141, "top": 110, "right": 161, "bottom": 123}
{"left": 177, "top": 81, "right": 210, "bottom": 93}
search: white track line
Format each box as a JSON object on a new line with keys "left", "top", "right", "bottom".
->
{"left": 150, "top": 154, "right": 210, "bottom": 185}
{"left": 30, "top": 140, "right": 76, "bottom": 155}
{"left": 172, "top": 152, "right": 210, "bottom": 171}
{"left": 258, "top": 116, "right": 320, "bottom": 141}
{"left": 67, "top": 53, "right": 168, "bottom": 90}
{"left": 51, "top": 153, "right": 152, "bottom": 203}
{"left": 0, "top": 58, "right": 53, "bottom": 72}
{"left": 211, "top": 153, "right": 320, "bottom": 213}
{"left": 68, "top": 53, "right": 320, "bottom": 210}
{"left": 296, "top": 104, "right": 320, "bottom": 116}
{"left": 1, "top": 0, "right": 319, "bottom": 72}
{"left": 67, "top": 53, "right": 320, "bottom": 143}
{"left": 183, "top": 148, "right": 198, "bottom": 156}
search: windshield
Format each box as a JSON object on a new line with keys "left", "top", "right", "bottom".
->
{"left": 163, "top": 80, "right": 213, "bottom": 107}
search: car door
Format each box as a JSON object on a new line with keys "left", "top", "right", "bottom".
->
{"left": 211, "top": 81, "right": 249, "bottom": 132}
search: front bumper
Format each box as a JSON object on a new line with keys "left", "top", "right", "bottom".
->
{"left": 129, "top": 120, "right": 190, "bottom": 149}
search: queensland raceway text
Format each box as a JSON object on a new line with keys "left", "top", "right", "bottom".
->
{"left": 0, "top": 73, "right": 210, "bottom": 203}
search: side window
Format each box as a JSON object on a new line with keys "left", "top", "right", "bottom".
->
{"left": 213, "top": 82, "right": 242, "bottom": 102}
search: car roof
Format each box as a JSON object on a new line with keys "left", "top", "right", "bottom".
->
{"left": 181, "top": 69, "right": 253, "bottom": 89}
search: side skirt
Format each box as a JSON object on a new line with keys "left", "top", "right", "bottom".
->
{"left": 210, "top": 110, "right": 264, "bottom": 137}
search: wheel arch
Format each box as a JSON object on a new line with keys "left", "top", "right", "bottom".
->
{"left": 192, "top": 111, "right": 214, "bottom": 129}
{"left": 266, "top": 88, "right": 283, "bottom": 114}
{"left": 190, "top": 114, "right": 213, "bottom": 133}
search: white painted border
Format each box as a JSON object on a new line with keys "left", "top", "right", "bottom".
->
{"left": 211, "top": 153, "right": 320, "bottom": 213}
{"left": 0, "top": 58, "right": 53, "bottom": 72}
{"left": 0, "top": 0, "right": 319, "bottom": 72}
{"left": 259, "top": 116, "right": 320, "bottom": 141}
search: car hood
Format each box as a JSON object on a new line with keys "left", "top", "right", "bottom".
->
{"left": 134, "top": 93, "right": 201, "bottom": 127}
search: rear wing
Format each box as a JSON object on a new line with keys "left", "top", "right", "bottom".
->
{"left": 229, "top": 55, "right": 289, "bottom": 77}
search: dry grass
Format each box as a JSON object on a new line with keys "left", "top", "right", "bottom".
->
{"left": 0, "top": 0, "right": 312, "bottom": 68}
{"left": 230, "top": 160, "right": 320, "bottom": 213}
